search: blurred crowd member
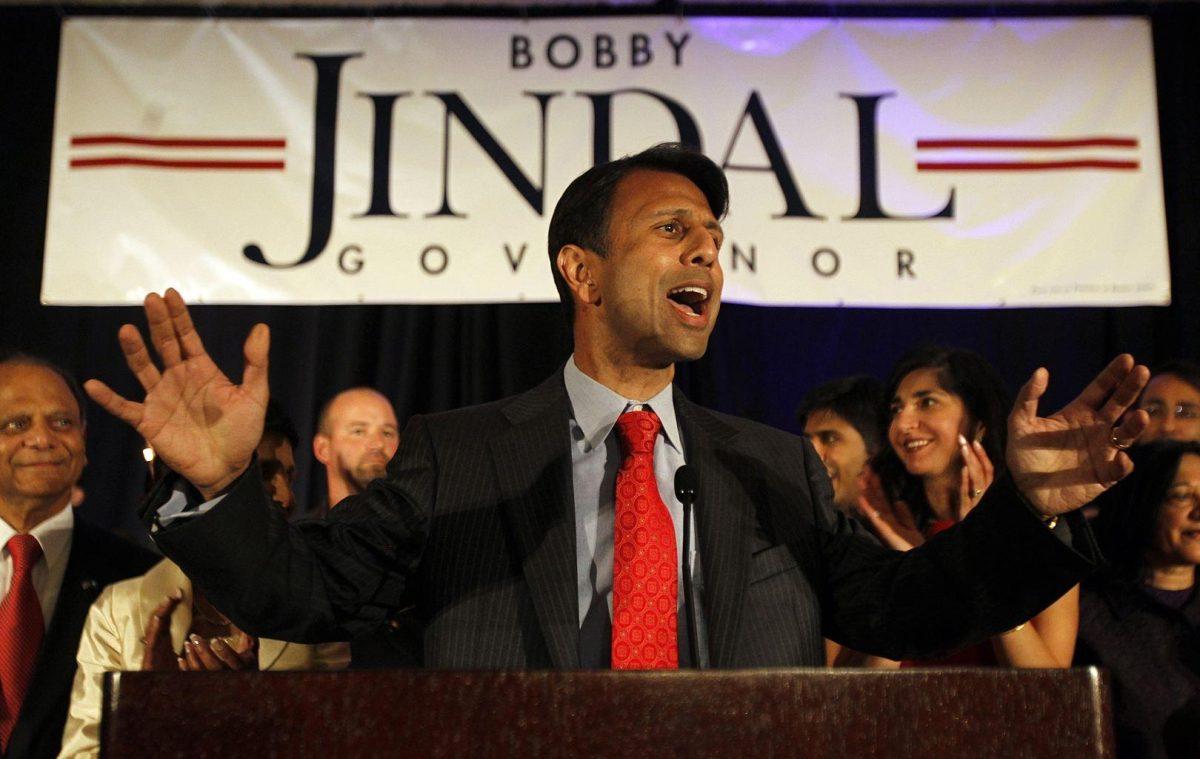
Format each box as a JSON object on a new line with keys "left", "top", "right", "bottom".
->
{"left": 797, "top": 375, "right": 886, "bottom": 513}
{"left": 313, "top": 390, "right": 420, "bottom": 669}
{"left": 313, "top": 387, "right": 399, "bottom": 510}
{"left": 796, "top": 375, "right": 887, "bottom": 667}
{"left": 59, "top": 408, "right": 348, "bottom": 759}
{"left": 0, "top": 354, "right": 155, "bottom": 759}
{"left": 258, "top": 400, "right": 299, "bottom": 516}
{"left": 861, "top": 345, "right": 1078, "bottom": 668}
{"left": 1078, "top": 441, "right": 1200, "bottom": 759}
{"left": 141, "top": 399, "right": 297, "bottom": 513}
{"left": 1139, "top": 361, "right": 1200, "bottom": 442}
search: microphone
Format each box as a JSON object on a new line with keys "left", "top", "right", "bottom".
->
{"left": 674, "top": 465, "right": 698, "bottom": 506}
{"left": 674, "top": 465, "right": 703, "bottom": 669}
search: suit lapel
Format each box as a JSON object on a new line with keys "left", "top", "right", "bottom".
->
{"left": 32, "top": 568, "right": 94, "bottom": 689}
{"left": 491, "top": 373, "right": 580, "bottom": 669}
{"left": 675, "top": 395, "right": 752, "bottom": 668}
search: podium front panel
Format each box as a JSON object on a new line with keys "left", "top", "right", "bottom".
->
{"left": 102, "top": 668, "right": 1114, "bottom": 758}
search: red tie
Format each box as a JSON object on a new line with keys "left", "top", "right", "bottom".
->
{"left": 612, "top": 410, "right": 678, "bottom": 670}
{"left": 0, "top": 534, "right": 44, "bottom": 749}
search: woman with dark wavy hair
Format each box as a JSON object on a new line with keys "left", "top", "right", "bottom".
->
{"left": 859, "top": 345, "right": 1078, "bottom": 668}
{"left": 1078, "top": 441, "right": 1200, "bottom": 759}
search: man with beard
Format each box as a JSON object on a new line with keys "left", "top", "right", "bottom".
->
{"left": 313, "top": 388, "right": 399, "bottom": 511}
{"left": 311, "top": 387, "right": 412, "bottom": 666}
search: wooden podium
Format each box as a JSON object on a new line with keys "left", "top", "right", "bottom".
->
{"left": 101, "top": 668, "right": 1114, "bottom": 758}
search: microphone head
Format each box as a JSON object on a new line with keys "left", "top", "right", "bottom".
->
{"left": 674, "top": 465, "right": 698, "bottom": 505}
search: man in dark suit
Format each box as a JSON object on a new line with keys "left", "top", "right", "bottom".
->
{"left": 86, "top": 144, "right": 1149, "bottom": 669}
{"left": 0, "top": 355, "right": 155, "bottom": 759}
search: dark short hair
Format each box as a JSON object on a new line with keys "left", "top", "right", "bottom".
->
{"left": 1148, "top": 359, "right": 1200, "bottom": 396}
{"left": 1092, "top": 440, "right": 1200, "bottom": 583}
{"left": 546, "top": 142, "right": 729, "bottom": 332}
{"left": 872, "top": 345, "right": 1011, "bottom": 524}
{"left": 262, "top": 398, "right": 299, "bottom": 449}
{"left": 796, "top": 375, "right": 887, "bottom": 456}
{"left": 0, "top": 351, "right": 88, "bottom": 427}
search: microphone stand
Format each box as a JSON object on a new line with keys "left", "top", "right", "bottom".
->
{"left": 675, "top": 466, "right": 703, "bottom": 669}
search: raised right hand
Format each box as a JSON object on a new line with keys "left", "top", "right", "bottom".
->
{"left": 84, "top": 289, "right": 269, "bottom": 500}
{"left": 954, "top": 434, "right": 995, "bottom": 521}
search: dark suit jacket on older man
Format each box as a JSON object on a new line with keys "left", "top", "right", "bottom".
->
{"left": 151, "top": 370, "right": 1098, "bottom": 668}
{"left": 4, "top": 520, "right": 155, "bottom": 759}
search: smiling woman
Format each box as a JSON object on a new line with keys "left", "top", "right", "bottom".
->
{"left": 870, "top": 345, "right": 1010, "bottom": 536}
{"left": 1079, "top": 441, "right": 1200, "bottom": 759}
{"left": 856, "top": 344, "right": 1080, "bottom": 670}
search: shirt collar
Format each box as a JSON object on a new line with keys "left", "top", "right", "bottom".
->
{"left": 0, "top": 502, "right": 74, "bottom": 571}
{"left": 563, "top": 355, "right": 683, "bottom": 455}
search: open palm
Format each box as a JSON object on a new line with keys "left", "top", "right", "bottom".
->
{"left": 1007, "top": 355, "right": 1149, "bottom": 516}
{"left": 85, "top": 289, "right": 269, "bottom": 499}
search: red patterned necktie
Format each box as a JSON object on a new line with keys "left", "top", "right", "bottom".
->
{"left": 0, "top": 534, "right": 44, "bottom": 749}
{"left": 612, "top": 409, "right": 679, "bottom": 669}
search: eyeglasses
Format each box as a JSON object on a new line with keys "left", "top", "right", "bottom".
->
{"left": 1140, "top": 401, "right": 1200, "bottom": 421}
{"left": 1164, "top": 483, "right": 1200, "bottom": 509}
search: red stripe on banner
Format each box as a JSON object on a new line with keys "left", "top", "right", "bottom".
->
{"left": 916, "top": 137, "right": 1138, "bottom": 150}
{"left": 71, "top": 134, "right": 286, "bottom": 149}
{"left": 917, "top": 160, "right": 1140, "bottom": 171}
{"left": 70, "top": 157, "right": 286, "bottom": 170}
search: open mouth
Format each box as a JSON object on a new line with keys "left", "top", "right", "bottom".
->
{"left": 667, "top": 285, "right": 709, "bottom": 318}
{"left": 902, "top": 439, "right": 932, "bottom": 452}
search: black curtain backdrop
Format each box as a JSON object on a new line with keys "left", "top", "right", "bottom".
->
{"left": 2, "top": 5, "right": 1198, "bottom": 542}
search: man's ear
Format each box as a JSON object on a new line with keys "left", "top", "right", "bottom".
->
{"left": 313, "top": 434, "right": 331, "bottom": 465}
{"left": 556, "top": 245, "right": 600, "bottom": 306}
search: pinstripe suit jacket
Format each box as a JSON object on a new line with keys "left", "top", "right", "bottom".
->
{"left": 153, "top": 370, "right": 1097, "bottom": 668}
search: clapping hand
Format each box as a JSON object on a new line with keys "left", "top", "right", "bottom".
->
{"left": 955, "top": 434, "right": 995, "bottom": 521}
{"left": 180, "top": 632, "right": 259, "bottom": 671}
{"left": 1007, "top": 354, "right": 1150, "bottom": 517}
{"left": 856, "top": 467, "right": 924, "bottom": 551}
{"left": 84, "top": 289, "right": 269, "bottom": 500}
{"left": 140, "top": 592, "right": 184, "bottom": 671}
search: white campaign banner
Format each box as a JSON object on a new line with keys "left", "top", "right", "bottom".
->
{"left": 45, "top": 16, "right": 1169, "bottom": 306}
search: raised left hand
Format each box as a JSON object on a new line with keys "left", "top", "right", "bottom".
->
{"left": 1007, "top": 354, "right": 1150, "bottom": 517}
